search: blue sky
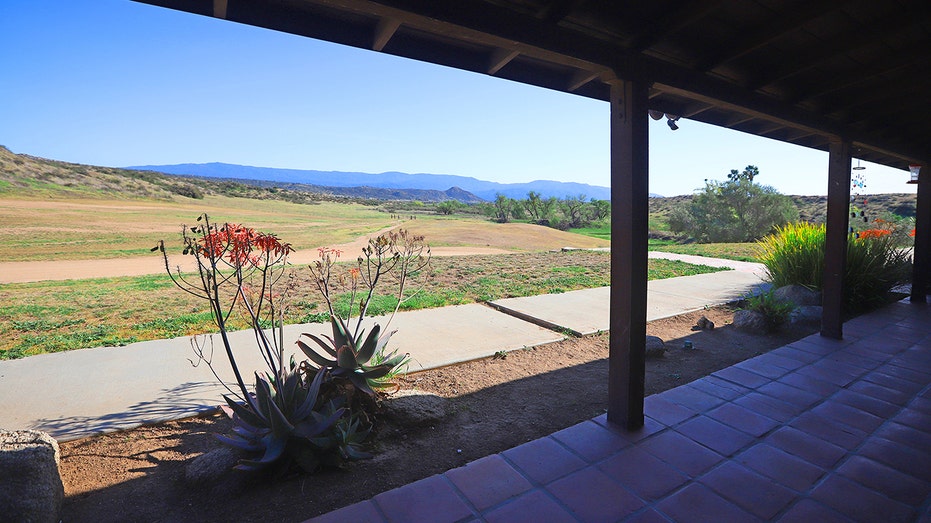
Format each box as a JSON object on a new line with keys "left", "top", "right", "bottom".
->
{"left": 0, "top": 0, "right": 917, "bottom": 197}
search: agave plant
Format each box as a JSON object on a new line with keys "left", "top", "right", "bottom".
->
{"left": 217, "top": 360, "right": 344, "bottom": 472}
{"left": 297, "top": 315, "right": 408, "bottom": 395}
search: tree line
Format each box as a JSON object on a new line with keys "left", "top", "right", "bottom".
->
{"left": 436, "top": 192, "right": 610, "bottom": 230}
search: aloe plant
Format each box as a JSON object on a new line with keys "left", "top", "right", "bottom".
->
{"left": 297, "top": 316, "right": 408, "bottom": 395}
{"left": 302, "top": 230, "right": 428, "bottom": 396}
{"left": 217, "top": 361, "right": 344, "bottom": 472}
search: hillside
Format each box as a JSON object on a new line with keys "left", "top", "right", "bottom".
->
{"left": 0, "top": 147, "right": 482, "bottom": 203}
{"left": 0, "top": 146, "right": 205, "bottom": 201}
{"left": 128, "top": 162, "right": 613, "bottom": 201}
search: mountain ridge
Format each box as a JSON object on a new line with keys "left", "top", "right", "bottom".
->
{"left": 127, "top": 162, "right": 613, "bottom": 201}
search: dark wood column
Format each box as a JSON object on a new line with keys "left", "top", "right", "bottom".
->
{"left": 912, "top": 163, "right": 929, "bottom": 302}
{"left": 607, "top": 78, "right": 649, "bottom": 430}
{"left": 821, "top": 140, "right": 851, "bottom": 339}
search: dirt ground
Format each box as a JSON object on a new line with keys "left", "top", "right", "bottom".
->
{"left": 59, "top": 305, "right": 817, "bottom": 522}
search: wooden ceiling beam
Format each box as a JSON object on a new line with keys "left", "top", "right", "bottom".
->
{"left": 372, "top": 17, "right": 400, "bottom": 51}
{"left": 213, "top": 0, "right": 228, "bottom": 18}
{"left": 756, "top": 122, "right": 788, "bottom": 136}
{"left": 682, "top": 103, "right": 714, "bottom": 118}
{"left": 567, "top": 69, "right": 600, "bottom": 92}
{"left": 487, "top": 48, "right": 519, "bottom": 75}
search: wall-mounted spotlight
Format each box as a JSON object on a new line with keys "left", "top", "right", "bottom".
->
{"left": 908, "top": 164, "right": 922, "bottom": 184}
{"left": 648, "top": 110, "right": 681, "bottom": 130}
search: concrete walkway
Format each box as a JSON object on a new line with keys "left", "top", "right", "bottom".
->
{"left": 0, "top": 253, "right": 766, "bottom": 442}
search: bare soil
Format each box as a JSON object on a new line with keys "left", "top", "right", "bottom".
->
{"left": 60, "top": 306, "right": 817, "bottom": 522}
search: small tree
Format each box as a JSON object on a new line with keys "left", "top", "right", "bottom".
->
{"left": 435, "top": 200, "right": 462, "bottom": 215}
{"left": 561, "top": 194, "right": 589, "bottom": 228}
{"left": 523, "top": 191, "right": 545, "bottom": 222}
{"left": 589, "top": 199, "right": 611, "bottom": 222}
{"left": 492, "top": 193, "right": 522, "bottom": 223}
{"left": 669, "top": 166, "right": 798, "bottom": 243}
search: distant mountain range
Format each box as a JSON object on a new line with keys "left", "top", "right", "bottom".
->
{"left": 127, "top": 163, "right": 612, "bottom": 201}
{"left": 208, "top": 177, "right": 486, "bottom": 203}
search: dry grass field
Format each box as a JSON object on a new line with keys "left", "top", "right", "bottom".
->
{"left": 0, "top": 196, "right": 608, "bottom": 264}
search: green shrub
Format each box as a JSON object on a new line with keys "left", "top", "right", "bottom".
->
{"left": 758, "top": 222, "right": 825, "bottom": 289}
{"left": 758, "top": 222, "right": 911, "bottom": 313}
{"left": 741, "top": 289, "right": 794, "bottom": 332}
{"left": 845, "top": 231, "right": 911, "bottom": 312}
{"left": 669, "top": 167, "right": 798, "bottom": 243}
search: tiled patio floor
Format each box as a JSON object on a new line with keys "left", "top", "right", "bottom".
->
{"left": 307, "top": 299, "right": 931, "bottom": 523}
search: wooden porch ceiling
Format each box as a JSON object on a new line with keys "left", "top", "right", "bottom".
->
{"left": 135, "top": 0, "right": 930, "bottom": 170}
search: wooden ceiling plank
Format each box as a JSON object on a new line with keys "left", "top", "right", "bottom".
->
{"left": 748, "top": 10, "right": 922, "bottom": 92}
{"left": 697, "top": 0, "right": 840, "bottom": 72}
{"left": 535, "top": 0, "right": 583, "bottom": 24}
{"left": 792, "top": 48, "right": 931, "bottom": 105}
{"left": 626, "top": 0, "right": 727, "bottom": 52}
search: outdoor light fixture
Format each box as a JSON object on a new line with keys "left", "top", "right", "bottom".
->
{"left": 908, "top": 164, "right": 922, "bottom": 184}
{"left": 648, "top": 110, "right": 680, "bottom": 130}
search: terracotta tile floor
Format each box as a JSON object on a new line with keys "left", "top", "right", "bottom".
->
{"left": 308, "top": 300, "right": 931, "bottom": 522}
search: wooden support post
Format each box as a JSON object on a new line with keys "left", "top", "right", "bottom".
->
{"left": 821, "top": 140, "right": 851, "bottom": 339}
{"left": 912, "top": 163, "right": 930, "bottom": 302}
{"left": 607, "top": 79, "right": 649, "bottom": 430}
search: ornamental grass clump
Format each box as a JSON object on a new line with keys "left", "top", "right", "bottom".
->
{"left": 758, "top": 222, "right": 911, "bottom": 314}
{"left": 757, "top": 222, "right": 825, "bottom": 289}
{"left": 156, "top": 215, "right": 429, "bottom": 474}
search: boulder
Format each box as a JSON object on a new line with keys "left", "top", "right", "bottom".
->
{"left": 773, "top": 284, "right": 821, "bottom": 307}
{"left": 790, "top": 305, "right": 823, "bottom": 326}
{"left": 733, "top": 310, "right": 770, "bottom": 334}
{"left": 645, "top": 336, "right": 666, "bottom": 358}
{"left": 383, "top": 390, "right": 448, "bottom": 426}
{"left": 692, "top": 316, "right": 715, "bottom": 331}
{"left": 0, "top": 430, "right": 64, "bottom": 523}
{"left": 185, "top": 446, "right": 242, "bottom": 485}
